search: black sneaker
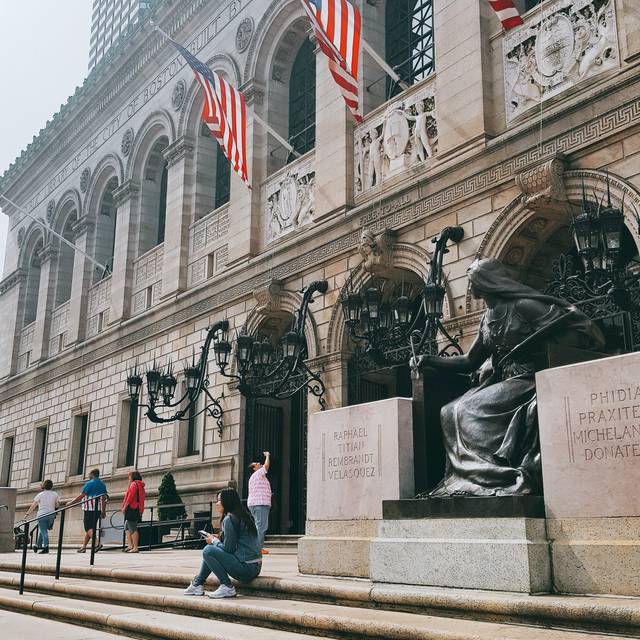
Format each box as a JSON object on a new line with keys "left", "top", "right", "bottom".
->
{"left": 33, "top": 546, "right": 39, "bottom": 554}
{"left": 39, "top": 548, "right": 49, "bottom": 554}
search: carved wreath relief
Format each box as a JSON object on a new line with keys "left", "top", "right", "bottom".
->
{"left": 354, "top": 87, "right": 437, "bottom": 196}
{"left": 504, "top": 0, "right": 619, "bottom": 122}
{"left": 266, "top": 156, "right": 315, "bottom": 243}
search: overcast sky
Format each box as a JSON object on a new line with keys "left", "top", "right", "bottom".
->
{"left": 0, "top": 1, "right": 92, "bottom": 277}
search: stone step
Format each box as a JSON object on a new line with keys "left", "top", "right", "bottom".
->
{"left": 0, "top": 585, "right": 331, "bottom": 640}
{"left": 1, "top": 560, "right": 639, "bottom": 637}
{"left": 0, "top": 572, "right": 633, "bottom": 640}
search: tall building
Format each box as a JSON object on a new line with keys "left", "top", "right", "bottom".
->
{"left": 89, "top": 0, "right": 155, "bottom": 69}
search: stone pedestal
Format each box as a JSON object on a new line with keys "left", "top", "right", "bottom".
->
{"left": 536, "top": 352, "right": 640, "bottom": 595}
{"left": 0, "top": 487, "right": 17, "bottom": 552}
{"left": 299, "top": 397, "right": 414, "bottom": 578}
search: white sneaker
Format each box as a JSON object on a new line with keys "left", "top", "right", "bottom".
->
{"left": 183, "top": 582, "right": 205, "bottom": 596}
{"left": 208, "top": 584, "right": 236, "bottom": 599}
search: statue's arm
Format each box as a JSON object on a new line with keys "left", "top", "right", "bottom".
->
{"left": 416, "top": 333, "right": 488, "bottom": 373}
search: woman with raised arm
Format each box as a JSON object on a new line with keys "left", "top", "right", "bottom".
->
{"left": 412, "top": 258, "right": 603, "bottom": 497}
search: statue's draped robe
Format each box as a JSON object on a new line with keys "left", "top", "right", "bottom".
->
{"left": 431, "top": 261, "right": 603, "bottom": 497}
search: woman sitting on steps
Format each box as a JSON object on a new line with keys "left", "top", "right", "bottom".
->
{"left": 184, "top": 487, "right": 262, "bottom": 598}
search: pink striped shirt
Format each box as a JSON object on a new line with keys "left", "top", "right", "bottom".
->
{"left": 247, "top": 466, "right": 272, "bottom": 507}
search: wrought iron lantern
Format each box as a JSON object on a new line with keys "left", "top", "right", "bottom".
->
{"left": 567, "top": 178, "right": 640, "bottom": 312}
{"left": 214, "top": 281, "right": 329, "bottom": 408}
{"left": 340, "top": 226, "right": 465, "bottom": 364}
{"left": 125, "top": 321, "right": 227, "bottom": 435}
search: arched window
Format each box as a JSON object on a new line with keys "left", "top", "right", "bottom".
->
{"left": 288, "top": 38, "right": 316, "bottom": 159}
{"left": 139, "top": 136, "right": 169, "bottom": 255}
{"left": 54, "top": 212, "right": 77, "bottom": 306}
{"left": 385, "top": 0, "right": 435, "bottom": 98}
{"left": 514, "top": 0, "right": 542, "bottom": 12}
{"left": 23, "top": 239, "right": 43, "bottom": 327}
{"left": 94, "top": 177, "right": 119, "bottom": 283}
{"left": 194, "top": 123, "right": 230, "bottom": 217}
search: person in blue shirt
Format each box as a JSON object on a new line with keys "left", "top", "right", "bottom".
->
{"left": 70, "top": 468, "right": 108, "bottom": 553}
{"left": 184, "top": 488, "right": 262, "bottom": 598}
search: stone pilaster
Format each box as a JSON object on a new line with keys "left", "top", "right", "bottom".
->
{"left": 434, "top": 0, "right": 493, "bottom": 154}
{"left": 618, "top": 0, "right": 640, "bottom": 62}
{"left": 30, "top": 244, "right": 57, "bottom": 364}
{"left": 65, "top": 216, "right": 95, "bottom": 344}
{"left": 161, "top": 136, "right": 195, "bottom": 298}
{"left": 313, "top": 48, "right": 354, "bottom": 219}
{"left": 0, "top": 269, "right": 27, "bottom": 378}
{"left": 306, "top": 351, "right": 349, "bottom": 412}
{"left": 109, "top": 180, "right": 140, "bottom": 323}
{"left": 226, "top": 83, "right": 263, "bottom": 266}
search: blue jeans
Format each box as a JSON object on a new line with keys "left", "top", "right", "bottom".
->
{"left": 193, "top": 544, "right": 261, "bottom": 587}
{"left": 37, "top": 515, "right": 55, "bottom": 549}
{"left": 249, "top": 505, "right": 270, "bottom": 549}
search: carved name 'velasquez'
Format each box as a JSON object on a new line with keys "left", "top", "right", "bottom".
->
{"left": 24, "top": 0, "right": 253, "bottom": 213}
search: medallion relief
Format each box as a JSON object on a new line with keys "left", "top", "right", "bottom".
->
{"left": 504, "top": 0, "right": 619, "bottom": 122}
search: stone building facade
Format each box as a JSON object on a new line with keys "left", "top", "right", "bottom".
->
{"left": 1, "top": 0, "right": 639, "bottom": 534}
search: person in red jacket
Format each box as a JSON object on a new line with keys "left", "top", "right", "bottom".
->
{"left": 120, "top": 470, "right": 145, "bottom": 553}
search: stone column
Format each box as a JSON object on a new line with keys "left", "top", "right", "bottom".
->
{"left": 226, "top": 84, "right": 264, "bottom": 267}
{"left": 0, "top": 270, "right": 27, "bottom": 378}
{"left": 161, "top": 136, "right": 195, "bottom": 298}
{"left": 313, "top": 45, "right": 354, "bottom": 220}
{"left": 66, "top": 216, "right": 94, "bottom": 344}
{"left": 30, "top": 245, "right": 57, "bottom": 364}
{"left": 109, "top": 180, "right": 140, "bottom": 324}
{"left": 434, "top": 0, "right": 493, "bottom": 154}
{"left": 0, "top": 488, "right": 16, "bottom": 552}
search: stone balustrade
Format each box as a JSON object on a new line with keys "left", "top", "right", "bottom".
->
{"left": 131, "top": 244, "right": 163, "bottom": 316}
{"left": 354, "top": 75, "right": 437, "bottom": 200}
{"left": 188, "top": 203, "right": 230, "bottom": 287}
{"left": 48, "top": 300, "right": 70, "bottom": 357}
{"left": 86, "top": 276, "right": 111, "bottom": 338}
{"left": 503, "top": 0, "right": 619, "bottom": 123}
{"left": 263, "top": 151, "right": 315, "bottom": 245}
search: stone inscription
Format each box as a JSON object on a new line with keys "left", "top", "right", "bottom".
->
{"left": 24, "top": 0, "right": 254, "bottom": 213}
{"left": 564, "top": 386, "right": 640, "bottom": 463}
{"left": 322, "top": 425, "right": 381, "bottom": 481}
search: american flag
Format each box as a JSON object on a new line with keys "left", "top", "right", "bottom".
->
{"left": 486, "top": 0, "right": 524, "bottom": 31}
{"left": 300, "top": 0, "right": 362, "bottom": 123}
{"left": 169, "top": 40, "right": 250, "bottom": 188}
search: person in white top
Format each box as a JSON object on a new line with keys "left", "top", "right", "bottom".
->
{"left": 24, "top": 479, "right": 60, "bottom": 554}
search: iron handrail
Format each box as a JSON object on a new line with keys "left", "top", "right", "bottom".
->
{"left": 15, "top": 492, "right": 108, "bottom": 595}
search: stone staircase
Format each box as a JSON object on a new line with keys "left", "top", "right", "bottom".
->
{"left": 0, "top": 559, "right": 639, "bottom": 639}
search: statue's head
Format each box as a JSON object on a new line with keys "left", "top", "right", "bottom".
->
{"left": 467, "top": 258, "right": 515, "bottom": 300}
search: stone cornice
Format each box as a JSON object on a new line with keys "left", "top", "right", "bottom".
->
{"left": 0, "top": 269, "right": 27, "bottom": 297}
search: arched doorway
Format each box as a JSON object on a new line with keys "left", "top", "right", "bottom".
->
{"left": 242, "top": 312, "right": 308, "bottom": 535}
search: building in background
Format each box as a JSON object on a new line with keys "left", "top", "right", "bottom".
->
{"left": 0, "top": 0, "right": 638, "bottom": 542}
{"left": 89, "top": 0, "right": 155, "bottom": 69}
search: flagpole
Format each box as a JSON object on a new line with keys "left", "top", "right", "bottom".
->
{"left": 253, "top": 114, "right": 300, "bottom": 158}
{"left": 361, "top": 39, "right": 409, "bottom": 91}
{"left": 0, "top": 193, "right": 109, "bottom": 272}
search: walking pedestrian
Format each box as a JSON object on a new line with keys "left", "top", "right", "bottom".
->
{"left": 70, "top": 468, "right": 107, "bottom": 553}
{"left": 120, "top": 470, "right": 145, "bottom": 553}
{"left": 184, "top": 488, "right": 262, "bottom": 599}
{"left": 24, "top": 479, "right": 59, "bottom": 554}
{"left": 247, "top": 451, "right": 271, "bottom": 553}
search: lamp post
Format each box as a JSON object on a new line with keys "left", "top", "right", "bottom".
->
{"left": 213, "top": 281, "right": 329, "bottom": 408}
{"left": 125, "top": 320, "right": 228, "bottom": 436}
{"left": 340, "top": 226, "right": 465, "bottom": 364}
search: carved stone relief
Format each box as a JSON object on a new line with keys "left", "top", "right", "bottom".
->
{"left": 504, "top": 0, "right": 619, "bottom": 123}
{"left": 266, "top": 155, "right": 315, "bottom": 243}
{"left": 515, "top": 154, "right": 567, "bottom": 210}
{"left": 46, "top": 200, "right": 55, "bottom": 223}
{"left": 359, "top": 228, "right": 397, "bottom": 273}
{"left": 80, "top": 167, "right": 91, "bottom": 193}
{"left": 172, "top": 80, "right": 186, "bottom": 111}
{"left": 354, "top": 84, "right": 437, "bottom": 196}
{"left": 121, "top": 128, "right": 134, "bottom": 156}
{"left": 236, "top": 17, "right": 254, "bottom": 52}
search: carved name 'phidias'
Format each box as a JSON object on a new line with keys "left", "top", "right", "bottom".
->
{"left": 327, "top": 426, "right": 377, "bottom": 480}
{"left": 574, "top": 385, "right": 640, "bottom": 462}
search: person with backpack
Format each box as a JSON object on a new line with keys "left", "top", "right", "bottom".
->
{"left": 183, "top": 488, "right": 261, "bottom": 599}
{"left": 120, "top": 470, "right": 145, "bottom": 553}
{"left": 24, "top": 479, "right": 60, "bottom": 554}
